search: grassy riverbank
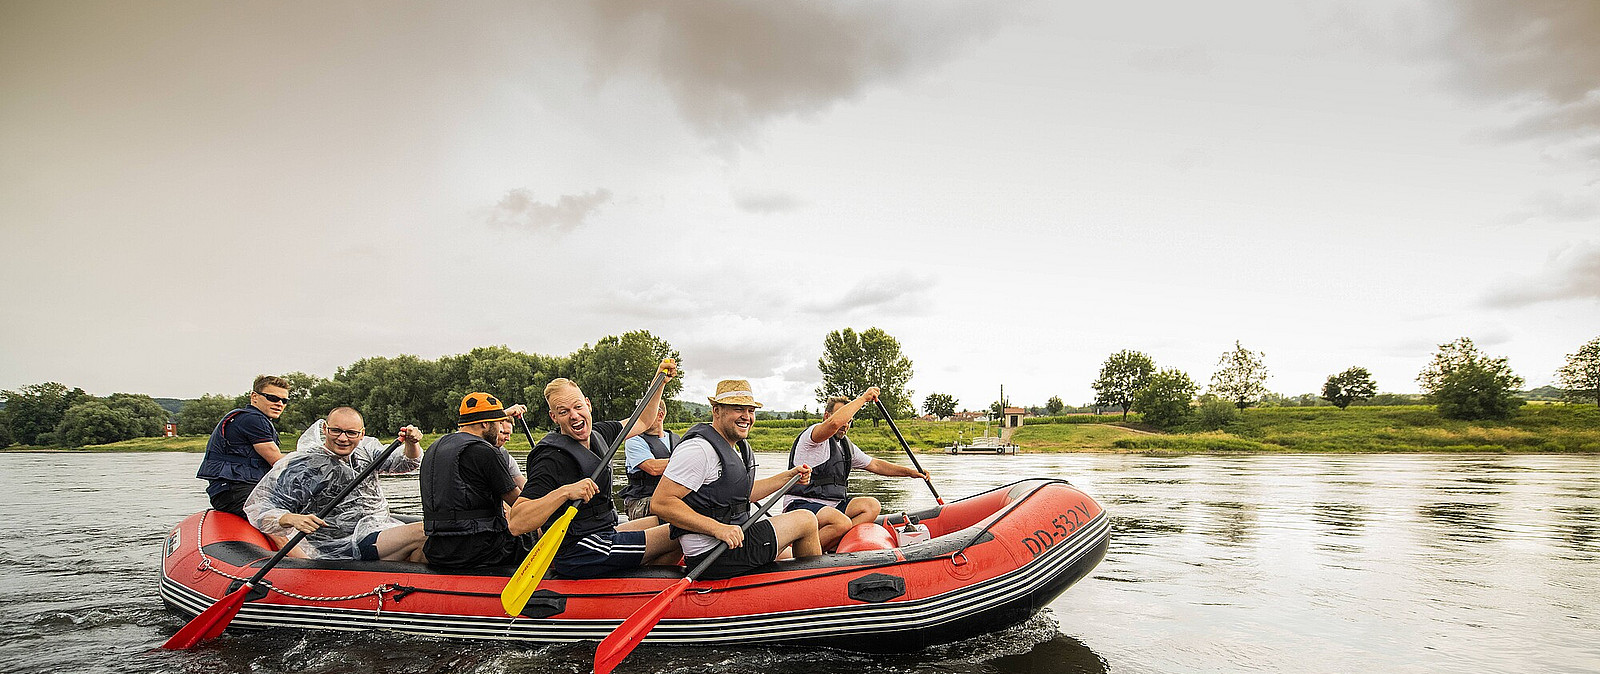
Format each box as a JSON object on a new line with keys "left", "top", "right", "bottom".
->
{"left": 5, "top": 404, "right": 1597, "bottom": 454}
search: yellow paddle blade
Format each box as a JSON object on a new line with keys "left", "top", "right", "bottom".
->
{"left": 500, "top": 506, "right": 576, "bottom": 616}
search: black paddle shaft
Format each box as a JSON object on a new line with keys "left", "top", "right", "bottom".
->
{"left": 548, "top": 369, "right": 670, "bottom": 513}
{"left": 683, "top": 470, "right": 805, "bottom": 581}
{"left": 874, "top": 399, "right": 943, "bottom": 504}
{"left": 242, "top": 438, "right": 405, "bottom": 586}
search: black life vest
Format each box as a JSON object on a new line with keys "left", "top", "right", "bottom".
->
{"left": 787, "top": 427, "right": 851, "bottom": 505}
{"left": 532, "top": 429, "right": 621, "bottom": 542}
{"left": 195, "top": 407, "right": 276, "bottom": 483}
{"left": 618, "top": 430, "right": 679, "bottom": 501}
{"left": 668, "top": 423, "right": 755, "bottom": 540}
{"left": 419, "top": 432, "right": 507, "bottom": 537}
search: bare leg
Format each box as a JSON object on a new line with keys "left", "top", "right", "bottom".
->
{"left": 374, "top": 522, "right": 427, "bottom": 561}
{"left": 618, "top": 516, "right": 659, "bottom": 531}
{"left": 843, "top": 497, "right": 882, "bottom": 527}
{"left": 815, "top": 507, "right": 854, "bottom": 551}
{"left": 268, "top": 533, "right": 310, "bottom": 559}
{"left": 640, "top": 522, "right": 682, "bottom": 565}
{"left": 768, "top": 510, "right": 822, "bottom": 559}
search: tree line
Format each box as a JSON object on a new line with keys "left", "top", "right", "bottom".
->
{"left": 1075, "top": 335, "right": 1600, "bottom": 430}
{"left": 0, "top": 326, "right": 921, "bottom": 448}
{"left": 3, "top": 330, "right": 1593, "bottom": 447}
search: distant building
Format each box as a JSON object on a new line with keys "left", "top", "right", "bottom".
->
{"left": 1003, "top": 407, "right": 1027, "bottom": 428}
{"left": 949, "top": 411, "right": 983, "bottom": 422}
{"left": 163, "top": 422, "right": 177, "bottom": 437}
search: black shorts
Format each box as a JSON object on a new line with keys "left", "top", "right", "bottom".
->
{"left": 208, "top": 481, "right": 256, "bottom": 518}
{"left": 686, "top": 519, "right": 778, "bottom": 581}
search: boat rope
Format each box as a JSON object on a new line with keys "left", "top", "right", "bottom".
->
{"left": 192, "top": 510, "right": 399, "bottom": 615}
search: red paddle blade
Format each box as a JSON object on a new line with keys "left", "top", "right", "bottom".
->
{"left": 162, "top": 584, "right": 252, "bottom": 650}
{"left": 593, "top": 577, "right": 692, "bottom": 674}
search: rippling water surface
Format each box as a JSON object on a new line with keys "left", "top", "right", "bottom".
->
{"left": 1, "top": 451, "right": 1597, "bottom": 673}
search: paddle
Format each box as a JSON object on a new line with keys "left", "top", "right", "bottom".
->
{"left": 874, "top": 399, "right": 944, "bottom": 505}
{"left": 163, "top": 438, "right": 406, "bottom": 650}
{"left": 500, "top": 362, "right": 673, "bottom": 616}
{"left": 593, "top": 470, "right": 806, "bottom": 674}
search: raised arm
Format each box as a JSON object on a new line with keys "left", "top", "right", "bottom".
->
{"left": 810, "top": 387, "right": 880, "bottom": 442}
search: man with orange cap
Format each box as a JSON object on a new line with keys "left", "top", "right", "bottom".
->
{"left": 419, "top": 392, "right": 532, "bottom": 569}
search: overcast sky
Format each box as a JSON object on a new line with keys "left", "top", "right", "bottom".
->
{"left": 2, "top": 1, "right": 1596, "bottom": 412}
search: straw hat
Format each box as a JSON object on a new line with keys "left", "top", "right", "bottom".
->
{"left": 707, "top": 379, "right": 763, "bottom": 408}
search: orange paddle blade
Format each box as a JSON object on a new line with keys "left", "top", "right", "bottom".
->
{"left": 593, "top": 577, "right": 692, "bottom": 674}
{"left": 161, "top": 584, "right": 251, "bottom": 650}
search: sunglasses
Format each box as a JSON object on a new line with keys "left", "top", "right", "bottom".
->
{"left": 324, "top": 426, "right": 363, "bottom": 439}
{"left": 255, "top": 391, "right": 290, "bottom": 404}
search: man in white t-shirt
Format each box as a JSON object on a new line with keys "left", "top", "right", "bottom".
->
{"left": 651, "top": 379, "right": 821, "bottom": 580}
{"left": 782, "top": 386, "right": 930, "bottom": 549}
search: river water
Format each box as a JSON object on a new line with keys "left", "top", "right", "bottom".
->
{"left": 1, "top": 451, "right": 1597, "bottom": 674}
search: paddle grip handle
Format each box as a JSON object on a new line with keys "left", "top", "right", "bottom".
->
{"left": 244, "top": 438, "right": 406, "bottom": 586}
{"left": 874, "top": 399, "right": 944, "bottom": 505}
{"left": 684, "top": 470, "right": 805, "bottom": 581}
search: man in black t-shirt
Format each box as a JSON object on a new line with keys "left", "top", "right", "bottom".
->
{"left": 507, "top": 362, "right": 682, "bottom": 579}
{"left": 420, "top": 392, "right": 533, "bottom": 569}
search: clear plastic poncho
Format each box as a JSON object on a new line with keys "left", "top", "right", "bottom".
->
{"left": 243, "top": 419, "right": 422, "bottom": 559}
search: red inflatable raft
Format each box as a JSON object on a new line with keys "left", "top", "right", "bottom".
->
{"left": 160, "top": 479, "right": 1108, "bottom": 650}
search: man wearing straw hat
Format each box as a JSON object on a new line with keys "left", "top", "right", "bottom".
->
{"left": 651, "top": 379, "right": 823, "bottom": 580}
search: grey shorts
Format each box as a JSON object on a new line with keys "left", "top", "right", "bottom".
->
{"left": 623, "top": 497, "right": 652, "bottom": 521}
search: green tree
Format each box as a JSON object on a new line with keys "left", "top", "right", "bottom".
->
{"left": 1092, "top": 350, "right": 1155, "bottom": 420}
{"left": 1194, "top": 396, "right": 1238, "bottom": 430}
{"left": 923, "top": 393, "right": 957, "bottom": 418}
{"left": 54, "top": 400, "right": 142, "bottom": 446}
{"left": 566, "top": 331, "right": 683, "bottom": 424}
{"left": 1209, "top": 341, "right": 1270, "bottom": 411}
{"left": 816, "top": 327, "right": 915, "bottom": 420}
{"left": 1417, "top": 337, "right": 1525, "bottom": 420}
{"left": 1321, "top": 367, "right": 1378, "bottom": 410}
{"left": 177, "top": 393, "right": 247, "bottom": 435}
{"left": 103, "top": 393, "right": 172, "bottom": 437}
{"left": 0, "top": 382, "right": 89, "bottom": 445}
{"left": 273, "top": 371, "right": 331, "bottom": 434}
{"left": 0, "top": 410, "right": 15, "bottom": 449}
{"left": 1557, "top": 336, "right": 1600, "bottom": 406}
{"left": 1046, "top": 396, "right": 1065, "bottom": 415}
{"left": 331, "top": 354, "right": 444, "bottom": 434}
{"left": 434, "top": 345, "right": 563, "bottom": 431}
{"left": 1133, "top": 368, "right": 1198, "bottom": 428}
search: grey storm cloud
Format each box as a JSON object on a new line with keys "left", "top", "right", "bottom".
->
{"left": 578, "top": 1, "right": 1005, "bottom": 140}
{"left": 488, "top": 188, "right": 613, "bottom": 233}
{"left": 1483, "top": 243, "right": 1600, "bottom": 308}
{"left": 1434, "top": 2, "right": 1600, "bottom": 157}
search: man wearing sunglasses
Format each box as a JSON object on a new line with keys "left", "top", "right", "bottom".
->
{"left": 195, "top": 375, "right": 290, "bottom": 518}
{"left": 243, "top": 407, "right": 427, "bottom": 561}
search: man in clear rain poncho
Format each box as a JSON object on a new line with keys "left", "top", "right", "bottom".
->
{"left": 244, "top": 407, "right": 428, "bottom": 562}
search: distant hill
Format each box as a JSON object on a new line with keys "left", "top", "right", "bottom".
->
{"left": 1522, "top": 385, "right": 1566, "bottom": 402}
{"left": 154, "top": 397, "right": 188, "bottom": 415}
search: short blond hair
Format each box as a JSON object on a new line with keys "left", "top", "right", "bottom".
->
{"left": 254, "top": 375, "right": 290, "bottom": 393}
{"left": 543, "top": 378, "right": 581, "bottom": 402}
